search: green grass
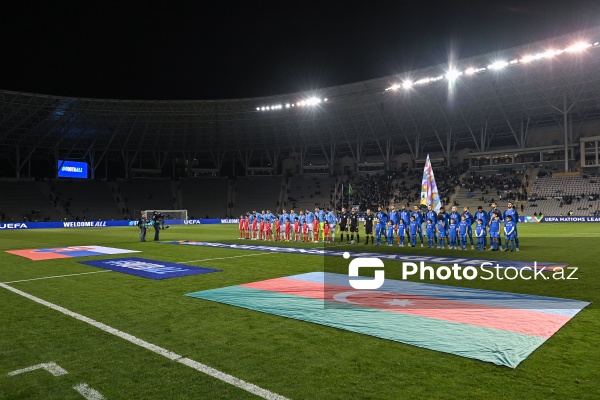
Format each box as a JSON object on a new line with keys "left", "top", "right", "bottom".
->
{"left": 0, "top": 224, "right": 599, "bottom": 399}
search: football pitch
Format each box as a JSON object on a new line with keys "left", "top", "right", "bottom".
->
{"left": 1, "top": 224, "right": 598, "bottom": 399}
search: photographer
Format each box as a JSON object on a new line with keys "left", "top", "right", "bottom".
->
{"left": 138, "top": 213, "right": 148, "bottom": 242}
{"left": 152, "top": 211, "right": 162, "bottom": 241}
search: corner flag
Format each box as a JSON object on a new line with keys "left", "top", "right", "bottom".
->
{"left": 420, "top": 154, "right": 442, "bottom": 212}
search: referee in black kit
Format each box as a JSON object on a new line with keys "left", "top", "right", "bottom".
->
{"left": 363, "top": 208, "right": 375, "bottom": 244}
{"left": 348, "top": 208, "right": 359, "bottom": 244}
{"left": 338, "top": 207, "right": 349, "bottom": 243}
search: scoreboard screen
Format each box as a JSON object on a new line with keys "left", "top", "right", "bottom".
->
{"left": 57, "top": 160, "right": 88, "bottom": 179}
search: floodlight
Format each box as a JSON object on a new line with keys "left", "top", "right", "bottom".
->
{"left": 402, "top": 80, "right": 413, "bottom": 89}
{"left": 521, "top": 55, "right": 535, "bottom": 63}
{"left": 488, "top": 61, "right": 509, "bottom": 70}
{"left": 446, "top": 69, "right": 462, "bottom": 81}
{"left": 565, "top": 42, "right": 591, "bottom": 52}
{"left": 542, "top": 50, "right": 557, "bottom": 58}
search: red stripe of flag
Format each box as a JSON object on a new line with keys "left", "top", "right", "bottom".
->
{"left": 241, "top": 277, "right": 569, "bottom": 338}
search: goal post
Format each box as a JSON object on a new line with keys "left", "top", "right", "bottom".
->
{"left": 140, "top": 210, "right": 188, "bottom": 221}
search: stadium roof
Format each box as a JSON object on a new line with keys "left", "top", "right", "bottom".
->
{"left": 2, "top": 26, "right": 600, "bottom": 175}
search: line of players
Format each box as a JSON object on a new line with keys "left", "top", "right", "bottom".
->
{"left": 238, "top": 201, "right": 520, "bottom": 251}
{"left": 238, "top": 207, "right": 339, "bottom": 243}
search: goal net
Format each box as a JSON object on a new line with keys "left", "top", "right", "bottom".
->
{"left": 140, "top": 210, "right": 188, "bottom": 221}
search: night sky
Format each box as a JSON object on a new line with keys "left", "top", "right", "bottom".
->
{"left": 2, "top": 1, "right": 600, "bottom": 100}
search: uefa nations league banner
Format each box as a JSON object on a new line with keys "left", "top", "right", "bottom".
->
{"left": 519, "top": 216, "right": 600, "bottom": 223}
{"left": 0, "top": 218, "right": 240, "bottom": 230}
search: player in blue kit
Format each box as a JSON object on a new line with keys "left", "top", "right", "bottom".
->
{"left": 458, "top": 215, "right": 469, "bottom": 250}
{"left": 411, "top": 205, "right": 424, "bottom": 247}
{"left": 409, "top": 215, "right": 418, "bottom": 247}
{"left": 426, "top": 219, "right": 435, "bottom": 248}
{"left": 377, "top": 206, "right": 389, "bottom": 227}
{"left": 475, "top": 206, "right": 488, "bottom": 249}
{"left": 448, "top": 218, "right": 458, "bottom": 249}
{"left": 397, "top": 219, "right": 406, "bottom": 247}
{"left": 438, "top": 207, "right": 449, "bottom": 238}
{"left": 375, "top": 218, "right": 383, "bottom": 245}
{"left": 488, "top": 203, "right": 503, "bottom": 249}
{"left": 449, "top": 206, "right": 461, "bottom": 232}
{"left": 279, "top": 209, "right": 288, "bottom": 226}
{"left": 386, "top": 220, "right": 395, "bottom": 246}
{"left": 503, "top": 215, "right": 516, "bottom": 251}
{"left": 436, "top": 216, "right": 446, "bottom": 249}
{"left": 489, "top": 213, "right": 501, "bottom": 251}
{"left": 462, "top": 206, "right": 475, "bottom": 249}
{"left": 389, "top": 205, "right": 399, "bottom": 226}
{"left": 298, "top": 211, "right": 306, "bottom": 241}
{"left": 426, "top": 205, "right": 438, "bottom": 246}
{"left": 289, "top": 209, "right": 298, "bottom": 228}
{"left": 305, "top": 209, "right": 314, "bottom": 242}
{"left": 400, "top": 205, "right": 411, "bottom": 243}
{"left": 504, "top": 201, "right": 520, "bottom": 251}
{"left": 475, "top": 219, "right": 487, "bottom": 250}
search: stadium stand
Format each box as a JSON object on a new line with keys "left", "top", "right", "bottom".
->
{"left": 51, "top": 180, "right": 122, "bottom": 220}
{"left": 524, "top": 173, "right": 600, "bottom": 216}
{"left": 116, "top": 179, "right": 176, "bottom": 218}
{"left": 231, "top": 176, "right": 282, "bottom": 216}
{"left": 452, "top": 166, "right": 530, "bottom": 211}
{"left": 180, "top": 178, "right": 229, "bottom": 219}
{"left": 0, "top": 180, "right": 62, "bottom": 222}
{"left": 287, "top": 175, "right": 336, "bottom": 211}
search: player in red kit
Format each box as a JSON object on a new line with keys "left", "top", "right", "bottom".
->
{"left": 244, "top": 214, "right": 250, "bottom": 239}
{"left": 323, "top": 222, "right": 330, "bottom": 243}
{"left": 285, "top": 218, "right": 291, "bottom": 241}
{"left": 251, "top": 213, "right": 258, "bottom": 240}
{"left": 259, "top": 218, "right": 265, "bottom": 240}
{"left": 293, "top": 217, "right": 300, "bottom": 242}
{"left": 265, "top": 220, "right": 272, "bottom": 240}
{"left": 275, "top": 219, "right": 281, "bottom": 241}
{"left": 302, "top": 221, "right": 309, "bottom": 242}
{"left": 239, "top": 215, "right": 245, "bottom": 239}
{"left": 312, "top": 218, "right": 319, "bottom": 242}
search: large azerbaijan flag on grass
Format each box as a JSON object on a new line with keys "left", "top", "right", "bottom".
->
{"left": 186, "top": 272, "right": 589, "bottom": 368}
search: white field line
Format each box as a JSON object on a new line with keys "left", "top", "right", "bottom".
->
{"left": 0, "top": 282, "right": 289, "bottom": 400}
{"left": 2, "top": 270, "right": 112, "bottom": 284}
{"left": 180, "top": 252, "right": 279, "bottom": 264}
{"left": 316, "top": 244, "right": 346, "bottom": 249}
{"left": 73, "top": 383, "right": 105, "bottom": 400}
{"left": 7, "top": 361, "right": 68, "bottom": 377}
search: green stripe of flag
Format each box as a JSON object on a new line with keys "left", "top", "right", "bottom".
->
{"left": 186, "top": 286, "right": 546, "bottom": 368}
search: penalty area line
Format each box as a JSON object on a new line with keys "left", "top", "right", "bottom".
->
{"left": 0, "top": 282, "right": 289, "bottom": 400}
